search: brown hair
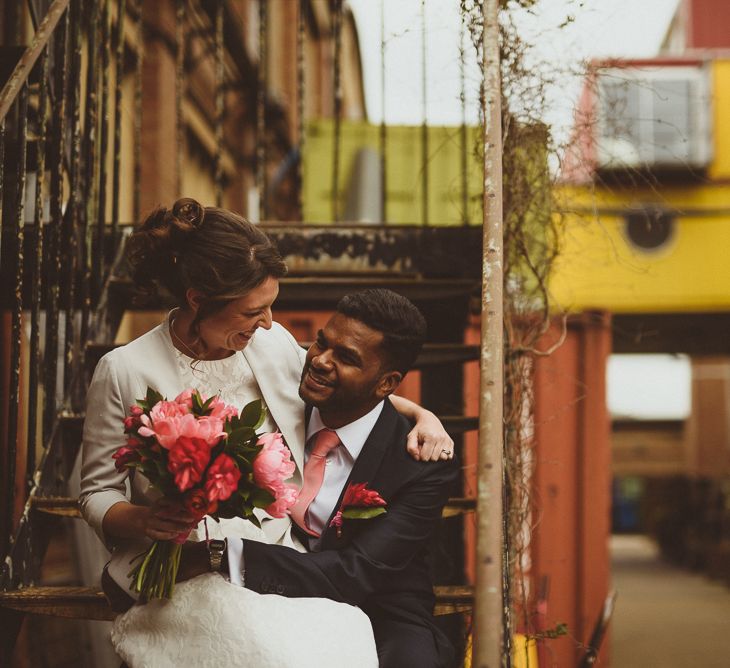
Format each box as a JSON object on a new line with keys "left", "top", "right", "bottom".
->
{"left": 128, "top": 197, "right": 287, "bottom": 335}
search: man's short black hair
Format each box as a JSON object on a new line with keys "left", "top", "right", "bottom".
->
{"left": 336, "top": 289, "right": 427, "bottom": 375}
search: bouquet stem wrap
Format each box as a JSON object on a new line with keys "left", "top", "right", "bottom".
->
{"left": 130, "top": 541, "right": 183, "bottom": 601}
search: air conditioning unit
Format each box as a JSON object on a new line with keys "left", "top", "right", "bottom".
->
{"left": 595, "top": 65, "right": 712, "bottom": 170}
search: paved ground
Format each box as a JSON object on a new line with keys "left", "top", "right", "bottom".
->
{"left": 611, "top": 535, "right": 730, "bottom": 668}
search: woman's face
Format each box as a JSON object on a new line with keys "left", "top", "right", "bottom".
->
{"left": 194, "top": 276, "right": 280, "bottom": 355}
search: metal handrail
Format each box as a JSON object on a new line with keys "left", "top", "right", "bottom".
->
{"left": 0, "top": 0, "right": 70, "bottom": 123}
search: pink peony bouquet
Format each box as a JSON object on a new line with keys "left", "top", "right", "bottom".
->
{"left": 113, "top": 387, "right": 298, "bottom": 601}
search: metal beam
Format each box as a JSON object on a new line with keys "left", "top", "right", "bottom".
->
{"left": 474, "top": 0, "right": 505, "bottom": 665}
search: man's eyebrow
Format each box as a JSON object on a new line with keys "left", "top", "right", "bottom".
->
{"left": 334, "top": 343, "right": 362, "bottom": 363}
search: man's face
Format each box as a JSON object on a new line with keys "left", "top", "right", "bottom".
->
{"left": 298, "top": 313, "right": 401, "bottom": 426}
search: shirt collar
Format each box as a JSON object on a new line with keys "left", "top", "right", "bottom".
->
{"left": 306, "top": 402, "right": 385, "bottom": 461}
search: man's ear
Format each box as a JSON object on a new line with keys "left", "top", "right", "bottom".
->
{"left": 185, "top": 288, "right": 205, "bottom": 314}
{"left": 376, "top": 370, "right": 403, "bottom": 399}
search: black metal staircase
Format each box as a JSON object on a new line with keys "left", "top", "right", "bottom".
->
{"left": 0, "top": 2, "right": 483, "bottom": 663}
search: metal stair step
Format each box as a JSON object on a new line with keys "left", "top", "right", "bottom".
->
{"left": 32, "top": 496, "right": 475, "bottom": 519}
{"left": 30, "top": 497, "right": 81, "bottom": 518}
{"left": 0, "top": 586, "right": 116, "bottom": 621}
{"left": 439, "top": 416, "right": 478, "bottom": 434}
{"left": 441, "top": 497, "right": 476, "bottom": 518}
{"left": 433, "top": 585, "right": 475, "bottom": 616}
{"left": 108, "top": 276, "right": 478, "bottom": 312}
{"left": 0, "top": 584, "right": 472, "bottom": 619}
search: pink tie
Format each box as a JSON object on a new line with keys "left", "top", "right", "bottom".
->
{"left": 290, "top": 428, "right": 341, "bottom": 537}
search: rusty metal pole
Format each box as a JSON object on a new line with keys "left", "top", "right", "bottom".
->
{"left": 473, "top": 0, "right": 504, "bottom": 666}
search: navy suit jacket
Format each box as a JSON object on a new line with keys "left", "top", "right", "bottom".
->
{"left": 241, "top": 398, "right": 459, "bottom": 664}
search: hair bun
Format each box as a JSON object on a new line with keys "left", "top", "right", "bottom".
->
{"left": 172, "top": 197, "right": 204, "bottom": 228}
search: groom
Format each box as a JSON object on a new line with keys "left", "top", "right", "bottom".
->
{"left": 186, "top": 289, "right": 458, "bottom": 667}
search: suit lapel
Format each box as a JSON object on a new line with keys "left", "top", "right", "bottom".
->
{"left": 320, "top": 399, "right": 398, "bottom": 549}
{"left": 243, "top": 332, "right": 306, "bottom": 478}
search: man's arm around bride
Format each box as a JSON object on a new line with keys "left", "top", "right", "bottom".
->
{"left": 183, "top": 289, "right": 458, "bottom": 668}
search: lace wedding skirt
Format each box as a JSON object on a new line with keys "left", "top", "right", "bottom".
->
{"left": 110, "top": 519, "right": 378, "bottom": 668}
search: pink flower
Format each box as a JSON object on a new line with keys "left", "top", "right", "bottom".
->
{"left": 112, "top": 445, "right": 141, "bottom": 472}
{"left": 204, "top": 454, "right": 242, "bottom": 507}
{"left": 264, "top": 484, "right": 299, "bottom": 518}
{"left": 253, "top": 433, "right": 296, "bottom": 491}
{"left": 188, "top": 416, "right": 227, "bottom": 446}
{"left": 167, "top": 436, "right": 212, "bottom": 492}
{"left": 138, "top": 409, "right": 225, "bottom": 450}
{"left": 253, "top": 433, "right": 298, "bottom": 518}
{"left": 138, "top": 411, "right": 191, "bottom": 449}
{"left": 174, "top": 389, "right": 194, "bottom": 410}
{"left": 151, "top": 399, "right": 188, "bottom": 420}
{"left": 208, "top": 397, "right": 239, "bottom": 421}
{"left": 123, "top": 416, "right": 139, "bottom": 431}
{"left": 124, "top": 405, "right": 145, "bottom": 432}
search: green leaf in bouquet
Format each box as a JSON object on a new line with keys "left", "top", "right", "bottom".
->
{"left": 227, "top": 426, "right": 257, "bottom": 448}
{"left": 213, "top": 502, "right": 238, "bottom": 519}
{"left": 201, "top": 395, "right": 216, "bottom": 412}
{"left": 145, "top": 386, "right": 164, "bottom": 407}
{"left": 238, "top": 488, "right": 251, "bottom": 502}
{"left": 239, "top": 400, "right": 265, "bottom": 429}
{"left": 231, "top": 456, "right": 253, "bottom": 475}
{"left": 341, "top": 507, "right": 387, "bottom": 521}
{"left": 250, "top": 487, "right": 276, "bottom": 509}
{"left": 191, "top": 390, "right": 205, "bottom": 415}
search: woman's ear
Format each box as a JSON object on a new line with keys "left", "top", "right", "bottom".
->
{"left": 376, "top": 371, "right": 403, "bottom": 399}
{"left": 185, "top": 288, "right": 205, "bottom": 313}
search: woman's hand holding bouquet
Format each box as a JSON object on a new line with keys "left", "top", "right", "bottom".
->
{"left": 112, "top": 387, "right": 298, "bottom": 601}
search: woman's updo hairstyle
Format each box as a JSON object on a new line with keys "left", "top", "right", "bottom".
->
{"left": 128, "top": 197, "right": 287, "bottom": 330}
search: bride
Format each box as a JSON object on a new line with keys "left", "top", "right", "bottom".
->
{"left": 79, "top": 198, "right": 453, "bottom": 667}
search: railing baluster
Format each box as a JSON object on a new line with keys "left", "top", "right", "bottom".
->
{"left": 175, "top": 0, "right": 185, "bottom": 198}
{"left": 80, "top": 0, "right": 101, "bottom": 351}
{"left": 297, "top": 0, "right": 305, "bottom": 221}
{"left": 214, "top": 0, "right": 224, "bottom": 207}
{"left": 111, "top": 0, "right": 125, "bottom": 241}
{"left": 44, "top": 8, "right": 69, "bottom": 441}
{"left": 5, "top": 85, "right": 29, "bottom": 548}
{"left": 256, "top": 0, "right": 267, "bottom": 221}
{"left": 0, "top": 121, "right": 5, "bottom": 265}
{"left": 133, "top": 0, "right": 143, "bottom": 223}
{"left": 421, "top": 0, "right": 428, "bottom": 226}
{"left": 27, "top": 48, "right": 50, "bottom": 492}
{"left": 94, "top": 0, "right": 111, "bottom": 303}
{"left": 64, "top": 0, "right": 83, "bottom": 389}
{"left": 332, "top": 0, "right": 343, "bottom": 223}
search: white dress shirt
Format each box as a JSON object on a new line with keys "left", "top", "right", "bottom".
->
{"left": 304, "top": 402, "right": 384, "bottom": 547}
{"left": 227, "top": 401, "right": 385, "bottom": 583}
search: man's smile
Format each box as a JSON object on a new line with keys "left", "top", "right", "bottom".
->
{"left": 303, "top": 368, "right": 335, "bottom": 390}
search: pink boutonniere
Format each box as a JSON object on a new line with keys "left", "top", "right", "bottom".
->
{"left": 329, "top": 482, "right": 387, "bottom": 538}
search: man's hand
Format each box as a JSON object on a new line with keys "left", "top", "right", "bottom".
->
{"left": 406, "top": 410, "right": 454, "bottom": 462}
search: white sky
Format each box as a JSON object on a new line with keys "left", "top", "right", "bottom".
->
{"left": 349, "top": 0, "right": 690, "bottom": 420}
{"left": 349, "top": 0, "right": 681, "bottom": 136}
{"left": 608, "top": 355, "right": 691, "bottom": 420}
